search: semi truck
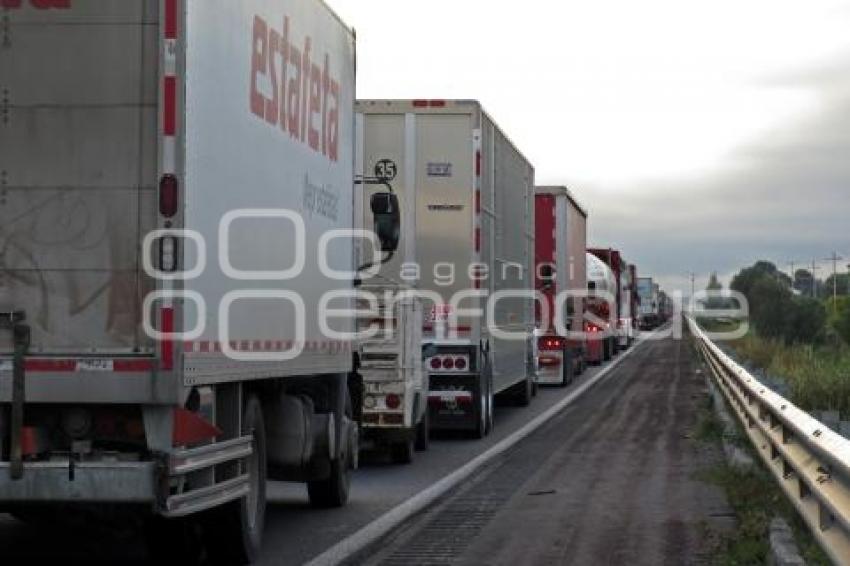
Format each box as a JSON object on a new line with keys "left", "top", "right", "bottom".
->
{"left": 618, "top": 259, "right": 638, "bottom": 349}
{"left": 589, "top": 248, "right": 634, "bottom": 351}
{"left": 628, "top": 264, "right": 640, "bottom": 342}
{"left": 534, "top": 186, "right": 587, "bottom": 386}
{"left": 0, "top": 1, "right": 382, "bottom": 561}
{"left": 585, "top": 253, "right": 617, "bottom": 364}
{"left": 355, "top": 99, "right": 537, "bottom": 439}
{"left": 638, "top": 276, "right": 660, "bottom": 329}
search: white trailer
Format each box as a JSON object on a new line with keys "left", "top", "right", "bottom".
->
{"left": 585, "top": 253, "right": 618, "bottom": 363}
{"left": 355, "top": 100, "right": 536, "bottom": 438}
{"left": 618, "top": 260, "right": 636, "bottom": 348}
{"left": 0, "top": 1, "right": 378, "bottom": 562}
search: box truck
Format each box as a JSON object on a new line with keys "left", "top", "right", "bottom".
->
{"left": 0, "top": 1, "right": 381, "bottom": 561}
{"left": 355, "top": 100, "right": 536, "bottom": 439}
{"left": 534, "top": 186, "right": 587, "bottom": 386}
{"left": 585, "top": 253, "right": 617, "bottom": 364}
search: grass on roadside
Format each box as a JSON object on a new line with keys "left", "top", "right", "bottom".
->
{"left": 729, "top": 333, "right": 850, "bottom": 417}
{"left": 691, "top": 371, "right": 830, "bottom": 565}
{"left": 697, "top": 316, "right": 850, "bottom": 418}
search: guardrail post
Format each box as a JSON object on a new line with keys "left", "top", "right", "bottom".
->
{"left": 820, "top": 503, "right": 834, "bottom": 531}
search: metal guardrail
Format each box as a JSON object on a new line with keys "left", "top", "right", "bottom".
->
{"left": 689, "top": 317, "right": 850, "bottom": 565}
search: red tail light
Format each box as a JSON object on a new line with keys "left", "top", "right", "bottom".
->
{"left": 385, "top": 394, "right": 401, "bottom": 410}
{"left": 538, "top": 336, "right": 565, "bottom": 351}
{"left": 430, "top": 357, "right": 442, "bottom": 370}
{"left": 442, "top": 357, "right": 455, "bottom": 370}
{"left": 455, "top": 357, "right": 467, "bottom": 370}
{"left": 159, "top": 174, "right": 179, "bottom": 218}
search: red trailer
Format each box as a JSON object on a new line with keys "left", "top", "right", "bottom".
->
{"left": 534, "top": 187, "right": 588, "bottom": 386}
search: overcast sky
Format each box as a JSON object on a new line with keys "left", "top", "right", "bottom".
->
{"left": 329, "top": 0, "right": 850, "bottom": 294}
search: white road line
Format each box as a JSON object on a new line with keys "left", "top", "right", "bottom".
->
{"left": 305, "top": 335, "right": 651, "bottom": 566}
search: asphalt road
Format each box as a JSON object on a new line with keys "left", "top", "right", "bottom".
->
{"left": 357, "top": 335, "right": 733, "bottom": 565}
{"left": 0, "top": 333, "right": 728, "bottom": 565}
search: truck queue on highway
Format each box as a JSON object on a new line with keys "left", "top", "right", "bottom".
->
{"left": 0, "top": 0, "right": 674, "bottom": 563}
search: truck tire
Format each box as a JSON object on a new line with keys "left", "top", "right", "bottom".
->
{"left": 414, "top": 409, "right": 430, "bottom": 452}
{"left": 603, "top": 338, "right": 612, "bottom": 362}
{"left": 485, "top": 372, "right": 495, "bottom": 434}
{"left": 203, "top": 394, "right": 267, "bottom": 565}
{"left": 307, "top": 391, "right": 353, "bottom": 508}
{"left": 474, "top": 376, "right": 488, "bottom": 439}
{"left": 391, "top": 438, "right": 415, "bottom": 464}
{"left": 560, "top": 349, "right": 574, "bottom": 387}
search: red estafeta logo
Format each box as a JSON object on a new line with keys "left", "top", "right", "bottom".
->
{"left": 1, "top": 0, "right": 71, "bottom": 7}
{"left": 250, "top": 15, "right": 341, "bottom": 163}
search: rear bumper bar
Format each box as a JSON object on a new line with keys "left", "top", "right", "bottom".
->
{"left": 0, "top": 461, "right": 157, "bottom": 503}
{"left": 0, "top": 370, "right": 177, "bottom": 404}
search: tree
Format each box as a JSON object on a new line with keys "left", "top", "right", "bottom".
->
{"left": 731, "top": 261, "right": 791, "bottom": 307}
{"left": 705, "top": 272, "right": 727, "bottom": 310}
{"left": 748, "top": 276, "right": 792, "bottom": 340}
{"left": 823, "top": 273, "right": 850, "bottom": 297}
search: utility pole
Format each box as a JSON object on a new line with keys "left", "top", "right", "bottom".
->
{"left": 686, "top": 272, "right": 696, "bottom": 302}
{"left": 788, "top": 259, "right": 800, "bottom": 290}
{"left": 824, "top": 252, "right": 844, "bottom": 307}
{"left": 811, "top": 260, "right": 820, "bottom": 299}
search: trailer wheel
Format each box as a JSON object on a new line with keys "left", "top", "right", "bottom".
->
{"left": 203, "top": 394, "right": 267, "bottom": 565}
{"left": 474, "top": 375, "right": 488, "bottom": 439}
{"left": 484, "top": 358, "right": 494, "bottom": 434}
{"left": 560, "top": 349, "right": 574, "bottom": 387}
{"left": 307, "top": 392, "right": 353, "bottom": 508}
{"left": 414, "top": 409, "right": 430, "bottom": 452}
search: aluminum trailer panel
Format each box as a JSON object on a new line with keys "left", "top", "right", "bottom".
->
{"left": 181, "top": 0, "right": 356, "bottom": 384}
{"left": 0, "top": 2, "right": 159, "bottom": 356}
{"left": 1, "top": 0, "right": 356, "bottom": 393}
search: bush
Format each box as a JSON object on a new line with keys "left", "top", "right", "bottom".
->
{"left": 749, "top": 276, "right": 792, "bottom": 340}
{"left": 785, "top": 298, "right": 826, "bottom": 345}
